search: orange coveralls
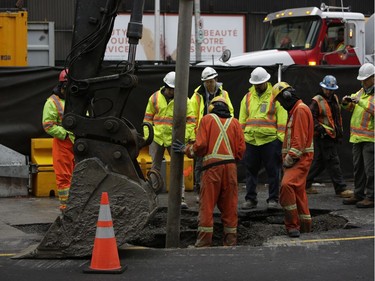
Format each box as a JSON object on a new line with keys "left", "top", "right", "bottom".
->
{"left": 186, "top": 113, "right": 245, "bottom": 247}
{"left": 42, "top": 94, "right": 74, "bottom": 210}
{"left": 280, "top": 100, "right": 314, "bottom": 233}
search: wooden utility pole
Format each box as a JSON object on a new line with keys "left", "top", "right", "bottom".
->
{"left": 165, "top": 0, "right": 193, "bottom": 248}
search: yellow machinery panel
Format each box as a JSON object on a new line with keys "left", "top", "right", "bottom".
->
{"left": 164, "top": 157, "right": 194, "bottom": 192}
{"left": 138, "top": 146, "right": 194, "bottom": 192}
{"left": 31, "top": 138, "right": 57, "bottom": 197}
{"left": 0, "top": 10, "right": 28, "bottom": 66}
{"left": 30, "top": 139, "right": 194, "bottom": 197}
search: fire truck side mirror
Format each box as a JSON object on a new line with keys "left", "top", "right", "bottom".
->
{"left": 344, "top": 22, "right": 356, "bottom": 47}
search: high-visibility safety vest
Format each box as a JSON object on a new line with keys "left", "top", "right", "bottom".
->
{"left": 42, "top": 94, "right": 74, "bottom": 142}
{"left": 185, "top": 113, "right": 245, "bottom": 168}
{"left": 342, "top": 88, "right": 374, "bottom": 143}
{"left": 202, "top": 114, "right": 235, "bottom": 163}
{"left": 239, "top": 83, "right": 287, "bottom": 146}
{"left": 190, "top": 84, "right": 234, "bottom": 138}
{"left": 143, "top": 88, "right": 196, "bottom": 147}
{"left": 282, "top": 101, "right": 314, "bottom": 158}
{"left": 312, "top": 94, "right": 342, "bottom": 138}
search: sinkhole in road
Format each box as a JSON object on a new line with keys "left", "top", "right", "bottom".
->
{"left": 14, "top": 207, "right": 348, "bottom": 249}
{"left": 127, "top": 207, "right": 348, "bottom": 248}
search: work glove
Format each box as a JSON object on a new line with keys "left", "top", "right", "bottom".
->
{"left": 283, "top": 154, "right": 297, "bottom": 168}
{"left": 172, "top": 139, "right": 186, "bottom": 154}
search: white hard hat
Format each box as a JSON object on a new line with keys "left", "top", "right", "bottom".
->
{"left": 249, "top": 67, "right": 271, "bottom": 85}
{"left": 357, "top": 63, "right": 375, "bottom": 81}
{"left": 163, "top": 71, "right": 176, "bottom": 88}
{"left": 201, "top": 67, "right": 218, "bottom": 81}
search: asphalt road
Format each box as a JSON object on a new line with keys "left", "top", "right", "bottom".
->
{"left": 1, "top": 228, "right": 374, "bottom": 281}
{"left": 0, "top": 183, "right": 374, "bottom": 281}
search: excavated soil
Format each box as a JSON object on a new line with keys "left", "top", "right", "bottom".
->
{"left": 127, "top": 207, "right": 348, "bottom": 248}
{"left": 14, "top": 207, "right": 348, "bottom": 249}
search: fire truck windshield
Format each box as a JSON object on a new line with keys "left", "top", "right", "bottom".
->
{"left": 262, "top": 17, "right": 320, "bottom": 50}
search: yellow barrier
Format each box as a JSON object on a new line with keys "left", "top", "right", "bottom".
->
{"left": 138, "top": 146, "right": 194, "bottom": 192}
{"left": 31, "top": 138, "right": 57, "bottom": 197}
{"left": 31, "top": 139, "right": 194, "bottom": 197}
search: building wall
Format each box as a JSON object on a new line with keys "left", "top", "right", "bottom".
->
{"left": 0, "top": 0, "right": 373, "bottom": 63}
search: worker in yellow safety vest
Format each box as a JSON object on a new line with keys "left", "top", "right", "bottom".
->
{"left": 42, "top": 69, "right": 75, "bottom": 212}
{"left": 239, "top": 67, "right": 287, "bottom": 210}
{"left": 143, "top": 71, "right": 196, "bottom": 209}
{"left": 342, "top": 63, "right": 375, "bottom": 208}
{"left": 190, "top": 67, "right": 234, "bottom": 199}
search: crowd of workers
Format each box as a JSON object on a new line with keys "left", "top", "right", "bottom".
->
{"left": 42, "top": 62, "right": 374, "bottom": 246}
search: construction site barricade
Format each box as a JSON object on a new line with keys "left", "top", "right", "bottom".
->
{"left": 31, "top": 139, "right": 194, "bottom": 197}
{"left": 31, "top": 138, "right": 57, "bottom": 197}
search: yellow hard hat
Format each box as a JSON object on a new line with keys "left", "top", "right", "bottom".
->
{"left": 272, "top": 81, "right": 292, "bottom": 98}
{"left": 208, "top": 96, "right": 228, "bottom": 112}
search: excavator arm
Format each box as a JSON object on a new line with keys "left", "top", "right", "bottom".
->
{"left": 23, "top": 0, "right": 163, "bottom": 258}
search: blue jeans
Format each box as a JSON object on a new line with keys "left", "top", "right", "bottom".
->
{"left": 243, "top": 140, "right": 282, "bottom": 203}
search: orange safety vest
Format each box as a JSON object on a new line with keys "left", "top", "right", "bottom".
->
{"left": 312, "top": 94, "right": 342, "bottom": 138}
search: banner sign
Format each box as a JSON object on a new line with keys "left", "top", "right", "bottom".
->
{"left": 104, "top": 14, "right": 245, "bottom": 62}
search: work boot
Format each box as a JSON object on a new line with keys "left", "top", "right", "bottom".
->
{"left": 336, "top": 189, "right": 354, "bottom": 198}
{"left": 223, "top": 233, "right": 237, "bottom": 246}
{"left": 342, "top": 196, "right": 361, "bottom": 205}
{"left": 241, "top": 200, "right": 257, "bottom": 209}
{"left": 306, "top": 187, "right": 318, "bottom": 194}
{"left": 267, "top": 200, "right": 278, "bottom": 210}
{"left": 181, "top": 197, "right": 189, "bottom": 209}
{"left": 356, "top": 198, "right": 374, "bottom": 208}
{"left": 287, "top": 229, "right": 300, "bottom": 238}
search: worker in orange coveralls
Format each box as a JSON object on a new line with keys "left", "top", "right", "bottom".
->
{"left": 173, "top": 96, "right": 245, "bottom": 247}
{"left": 272, "top": 82, "right": 314, "bottom": 238}
{"left": 42, "top": 69, "right": 75, "bottom": 211}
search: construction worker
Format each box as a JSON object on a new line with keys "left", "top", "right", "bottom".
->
{"left": 172, "top": 96, "right": 245, "bottom": 247}
{"left": 305, "top": 75, "right": 353, "bottom": 198}
{"left": 239, "top": 67, "right": 287, "bottom": 210}
{"left": 143, "top": 71, "right": 195, "bottom": 209}
{"left": 342, "top": 63, "right": 374, "bottom": 208}
{"left": 273, "top": 82, "right": 314, "bottom": 238}
{"left": 190, "top": 67, "right": 234, "bottom": 200}
{"left": 42, "top": 69, "right": 75, "bottom": 211}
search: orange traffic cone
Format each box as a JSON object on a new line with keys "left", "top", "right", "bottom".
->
{"left": 84, "top": 192, "right": 126, "bottom": 274}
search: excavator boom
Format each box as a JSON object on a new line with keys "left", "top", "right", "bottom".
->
{"left": 20, "top": 0, "right": 162, "bottom": 258}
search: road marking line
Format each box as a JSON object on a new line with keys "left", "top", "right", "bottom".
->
{"left": 0, "top": 253, "right": 15, "bottom": 257}
{"left": 296, "top": 236, "right": 375, "bottom": 243}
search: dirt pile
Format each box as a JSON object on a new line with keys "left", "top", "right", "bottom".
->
{"left": 127, "top": 207, "right": 348, "bottom": 248}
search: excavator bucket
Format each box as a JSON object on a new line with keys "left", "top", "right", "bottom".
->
{"left": 18, "top": 154, "right": 159, "bottom": 258}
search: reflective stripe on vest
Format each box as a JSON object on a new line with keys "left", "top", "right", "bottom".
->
{"left": 282, "top": 105, "right": 314, "bottom": 156}
{"left": 203, "top": 114, "right": 235, "bottom": 162}
{"left": 243, "top": 90, "right": 278, "bottom": 132}
{"left": 350, "top": 89, "right": 374, "bottom": 140}
{"left": 50, "top": 95, "right": 64, "bottom": 124}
